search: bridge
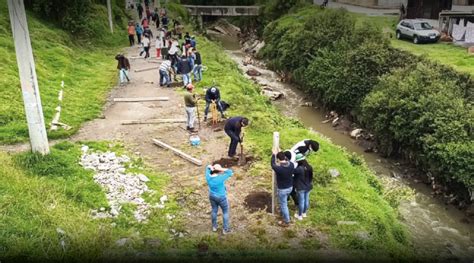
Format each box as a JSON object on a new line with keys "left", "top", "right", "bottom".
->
{"left": 182, "top": 5, "right": 261, "bottom": 17}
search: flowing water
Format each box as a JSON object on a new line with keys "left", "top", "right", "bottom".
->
{"left": 209, "top": 32, "right": 474, "bottom": 261}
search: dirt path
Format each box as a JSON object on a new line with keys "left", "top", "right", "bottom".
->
{"left": 1, "top": 16, "right": 329, "bottom": 250}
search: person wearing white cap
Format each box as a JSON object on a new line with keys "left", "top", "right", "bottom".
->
{"left": 205, "top": 164, "right": 234, "bottom": 234}
{"left": 204, "top": 86, "right": 225, "bottom": 121}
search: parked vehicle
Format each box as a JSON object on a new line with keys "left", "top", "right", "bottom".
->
{"left": 396, "top": 19, "right": 440, "bottom": 44}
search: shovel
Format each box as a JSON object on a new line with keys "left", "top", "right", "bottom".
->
{"left": 238, "top": 133, "right": 245, "bottom": 166}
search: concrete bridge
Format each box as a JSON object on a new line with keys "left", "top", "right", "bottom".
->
{"left": 182, "top": 5, "right": 261, "bottom": 17}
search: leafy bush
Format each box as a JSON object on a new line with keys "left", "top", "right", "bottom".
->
{"left": 360, "top": 63, "right": 473, "bottom": 191}
{"left": 24, "top": 0, "right": 127, "bottom": 39}
{"left": 262, "top": 6, "right": 473, "bottom": 195}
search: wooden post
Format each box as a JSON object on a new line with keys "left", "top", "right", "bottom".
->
{"left": 7, "top": 0, "right": 49, "bottom": 155}
{"left": 107, "top": 0, "right": 114, "bottom": 33}
{"left": 152, "top": 138, "right": 203, "bottom": 166}
{"left": 272, "top": 132, "right": 279, "bottom": 215}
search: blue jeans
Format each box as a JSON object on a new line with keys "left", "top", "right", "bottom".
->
{"left": 204, "top": 100, "right": 224, "bottom": 118}
{"left": 193, "top": 64, "right": 202, "bottom": 81}
{"left": 224, "top": 129, "right": 239, "bottom": 157}
{"left": 209, "top": 195, "right": 230, "bottom": 231}
{"left": 119, "top": 69, "right": 129, "bottom": 84}
{"left": 159, "top": 70, "right": 169, "bottom": 86}
{"left": 278, "top": 187, "right": 293, "bottom": 223}
{"left": 182, "top": 73, "right": 191, "bottom": 86}
{"left": 297, "top": 190, "right": 310, "bottom": 216}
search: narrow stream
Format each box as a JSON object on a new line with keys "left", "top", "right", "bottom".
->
{"left": 209, "top": 33, "right": 474, "bottom": 261}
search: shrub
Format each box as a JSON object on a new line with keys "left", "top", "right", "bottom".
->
{"left": 360, "top": 63, "right": 473, "bottom": 191}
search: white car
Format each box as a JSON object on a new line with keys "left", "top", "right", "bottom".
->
{"left": 396, "top": 19, "right": 440, "bottom": 44}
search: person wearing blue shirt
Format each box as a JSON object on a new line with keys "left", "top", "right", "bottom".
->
{"left": 205, "top": 164, "right": 234, "bottom": 234}
{"left": 135, "top": 23, "right": 143, "bottom": 44}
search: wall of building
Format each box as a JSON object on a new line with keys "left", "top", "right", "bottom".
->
{"left": 333, "top": 0, "right": 406, "bottom": 8}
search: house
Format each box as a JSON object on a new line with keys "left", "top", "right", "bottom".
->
{"left": 331, "top": 0, "right": 406, "bottom": 9}
{"left": 406, "top": 0, "right": 453, "bottom": 19}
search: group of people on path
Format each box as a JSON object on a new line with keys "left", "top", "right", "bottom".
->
{"left": 119, "top": 1, "right": 319, "bottom": 235}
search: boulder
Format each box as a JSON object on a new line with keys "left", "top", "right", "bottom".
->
{"left": 350, "top": 128, "right": 363, "bottom": 139}
{"left": 331, "top": 117, "right": 340, "bottom": 127}
{"left": 246, "top": 68, "right": 262, "bottom": 76}
{"left": 261, "top": 88, "right": 284, "bottom": 100}
{"left": 329, "top": 169, "right": 340, "bottom": 178}
{"left": 212, "top": 26, "right": 228, "bottom": 35}
{"left": 252, "top": 41, "right": 265, "bottom": 54}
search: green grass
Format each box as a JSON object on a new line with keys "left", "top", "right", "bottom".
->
{"left": 0, "top": 141, "right": 179, "bottom": 261}
{"left": 192, "top": 36, "right": 415, "bottom": 260}
{"left": 0, "top": 0, "right": 128, "bottom": 144}
{"left": 353, "top": 13, "right": 474, "bottom": 76}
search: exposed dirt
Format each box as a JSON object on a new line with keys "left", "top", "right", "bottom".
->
{"left": 244, "top": 191, "right": 272, "bottom": 213}
{"left": 1, "top": 20, "right": 329, "bottom": 251}
{"left": 213, "top": 156, "right": 255, "bottom": 168}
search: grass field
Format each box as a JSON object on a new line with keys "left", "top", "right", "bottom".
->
{"left": 0, "top": 0, "right": 128, "bottom": 144}
{"left": 0, "top": 141, "right": 181, "bottom": 261}
{"left": 354, "top": 14, "right": 474, "bottom": 76}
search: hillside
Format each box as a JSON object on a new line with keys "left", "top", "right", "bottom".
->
{"left": 0, "top": 0, "right": 127, "bottom": 144}
{"left": 0, "top": 2, "right": 419, "bottom": 262}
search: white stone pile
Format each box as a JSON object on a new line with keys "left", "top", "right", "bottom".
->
{"left": 79, "top": 145, "right": 154, "bottom": 222}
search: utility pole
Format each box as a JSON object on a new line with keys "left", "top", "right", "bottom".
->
{"left": 272, "top": 131, "right": 279, "bottom": 215}
{"left": 7, "top": 0, "right": 49, "bottom": 155}
{"left": 107, "top": 0, "right": 114, "bottom": 33}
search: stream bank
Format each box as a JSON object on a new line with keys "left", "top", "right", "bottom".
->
{"left": 206, "top": 27, "right": 474, "bottom": 261}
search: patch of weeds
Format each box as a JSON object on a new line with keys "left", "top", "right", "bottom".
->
{"left": 283, "top": 229, "right": 297, "bottom": 239}
{"left": 367, "top": 173, "right": 383, "bottom": 195}
{"left": 348, "top": 152, "right": 365, "bottom": 166}
{"left": 300, "top": 238, "right": 322, "bottom": 250}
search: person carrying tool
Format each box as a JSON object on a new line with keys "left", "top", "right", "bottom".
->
{"left": 184, "top": 84, "right": 198, "bottom": 131}
{"left": 204, "top": 86, "right": 225, "bottom": 121}
{"left": 115, "top": 54, "right": 130, "bottom": 85}
{"left": 205, "top": 164, "right": 234, "bottom": 234}
{"left": 271, "top": 148, "right": 295, "bottom": 227}
{"left": 224, "top": 116, "right": 249, "bottom": 158}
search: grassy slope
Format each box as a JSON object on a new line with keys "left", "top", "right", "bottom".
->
{"left": 0, "top": 141, "right": 179, "bottom": 261}
{"left": 0, "top": 3, "right": 413, "bottom": 260}
{"left": 353, "top": 14, "right": 474, "bottom": 76}
{"left": 193, "top": 36, "right": 415, "bottom": 260}
{"left": 0, "top": 0, "right": 127, "bottom": 144}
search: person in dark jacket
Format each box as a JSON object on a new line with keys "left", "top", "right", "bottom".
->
{"left": 177, "top": 55, "right": 193, "bottom": 87}
{"left": 224, "top": 117, "right": 249, "bottom": 158}
{"left": 144, "top": 25, "right": 153, "bottom": 38}
{"left": 137, "top": 3, "right": 144, "bottom": 20}
{"left": 293, "top": 159, "right": 313, "bottom": 220}
{"left": 192, "top": 48, "right": 202, "bottom": 82}
{"left": 271, "top": 149, "right": 295, "bottom": 226}
{"left": 204, "top": 86, "right": 225, "bottom": 121}
{"left": 184, "top": 32, "right": 191, "bottom": 45}
{"left": 115, "top": 54, "right": 130, "bottom": 85}
{"left": 161, "top": 15, "right": 169, "bottom": 29}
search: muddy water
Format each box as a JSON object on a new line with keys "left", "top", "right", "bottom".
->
{"left": 209, "top": 33, "right": 474, "bottom": 261}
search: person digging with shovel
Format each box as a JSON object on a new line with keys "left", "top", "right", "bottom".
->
{"left": 224, "top": 116, "right": 249, "bottom": 159}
